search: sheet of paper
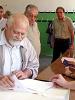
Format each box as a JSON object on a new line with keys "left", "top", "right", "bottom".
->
{"left": 0, "top": 75, "right": 70, "bottom": 100}
{"left": 12, "top": 75, "right": 53, "bottom": 93}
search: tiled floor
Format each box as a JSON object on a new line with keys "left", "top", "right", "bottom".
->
{"left": 39, "top": 56, "right": 52, "bottom": 73}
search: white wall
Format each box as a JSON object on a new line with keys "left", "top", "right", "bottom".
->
{"left": 0, "top": 0, "right": 75, "bottom": 13}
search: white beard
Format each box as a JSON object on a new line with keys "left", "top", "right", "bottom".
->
{"left": 9, "top": 40, "right": 21, "bottom": 46}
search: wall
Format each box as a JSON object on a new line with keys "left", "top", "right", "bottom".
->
{"left": 0, "top": 0, "right": 75, "bottom": 13}
{"left": 0, "top": 0, "right": 75, "bottom": 56}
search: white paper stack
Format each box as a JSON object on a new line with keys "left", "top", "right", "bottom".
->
{"left": 0, "top": 75, "right": 70, "bottom": 100}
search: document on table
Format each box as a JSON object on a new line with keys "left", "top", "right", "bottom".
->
{"left": 0, "top": 75, "right": 70, "bottom": 100}
{"left": 10, "top": 75, "right": 53, "bottom": 93}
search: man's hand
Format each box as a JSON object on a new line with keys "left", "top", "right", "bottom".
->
{"left": 13, "top": 69, "right": 32, "bottom": 80}
{"left": 13, "top": 70, "right": 27, "bottom": 80}
{"left": 0, "top": 75, "right": 14, "bottom": 88}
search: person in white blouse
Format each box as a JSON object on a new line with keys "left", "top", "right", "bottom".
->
{"left": 24, "top": 4, "right": 41, "bottom": 59}
{"left": 0, "top": 13, "right": 39, "bottom": 88}
{"left": 0, "top": 6, "right": 7, "bottom": 31}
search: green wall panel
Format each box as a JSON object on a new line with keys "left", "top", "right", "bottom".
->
{"left": 37, "top": 21, "right": 53, "bottom": 56}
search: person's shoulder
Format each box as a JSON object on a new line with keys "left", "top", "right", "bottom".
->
{"left": 2, "top": 17, "right": 7, "bottom": 22}
{"left": 65, "top": 16, "right": 72, "bottom": 22}
{"left": 34, "top": 22, "right": 38, "bottom": 26}
{"left": 53, "top": 18, "right": 58, "bottom": 24}
{"left": 34, "top": 22, "right": 37, "bottom": 25}
{"left": 32, "top": 22, "right": 39, "bottom": 30}
{"left": 32, "top": 22, "right": 37, "bottom": 27}
{"left": 53, "top": 17, "right": 58, "bottom": 20}
{"left": 21, "top": 37, "right": 33, "bottom": 48}
{"left": 21, "top": 37, "right": 36, "bottom": 54}
{"left": 53, "top": 17, "right": 58, "bottom": 22}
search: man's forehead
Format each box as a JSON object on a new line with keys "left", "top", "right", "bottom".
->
{"left": 29, "top": 8, "right": 38, "bottom": 14}
{"left": 57, "top": 9, "right": 63, "bottom": 12}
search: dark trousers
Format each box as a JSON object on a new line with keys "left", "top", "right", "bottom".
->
{"left": 52, "top": 38, "right": 70, "bottom": 63}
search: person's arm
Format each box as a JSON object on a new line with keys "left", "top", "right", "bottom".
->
{"left": 25, "top": 46, "right": 39, "bottom": 79}
{"left": 13, "top": 69, "right": 33, "bottom": 80}
{"left": 51, "top": 74, "right": 68, "bottom": 88}
{"left": 51, "top": 74, "right": 75, "bottom": 90}
{"left": 68, "top": 18, "right": 74, "bottom": 49}
{"left": 17, "top": 38, "right": 39, "bottom": 79}
{"left": 66, "top": 81, "right": 75, "bottom": 90}
{"left": 70, "top": 31, "right": 74, "bottom": 49}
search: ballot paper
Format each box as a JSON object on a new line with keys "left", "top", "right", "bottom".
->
{"left": 12, "top": 75, "right": 53, "bottom": 93}
{"left": 0, "top": 75, "right": 70, "bottom": 100}
{"left": 0, "top": 75, "right": 53, "bottom": 92}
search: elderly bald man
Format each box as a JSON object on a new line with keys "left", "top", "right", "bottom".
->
{"left": 0, "top": 13, "right": 39, "bottom": 88}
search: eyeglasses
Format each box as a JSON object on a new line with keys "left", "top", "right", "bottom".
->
{"left": 28, "top": 13, "right": 38, "bottom": 19}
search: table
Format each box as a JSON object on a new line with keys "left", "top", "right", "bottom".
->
{"left": 37, "top": 51, "right": 75, "bottom": 100}
{"left": 0, "top": 91, "right": 51, "bottom": 100}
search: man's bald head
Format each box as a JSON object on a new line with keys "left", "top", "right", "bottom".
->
{"left": 7, "top": 13, "right": 29, "bottom": 30}
{"left": 5, "top": 13, "right": 29, "bottom": 46}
